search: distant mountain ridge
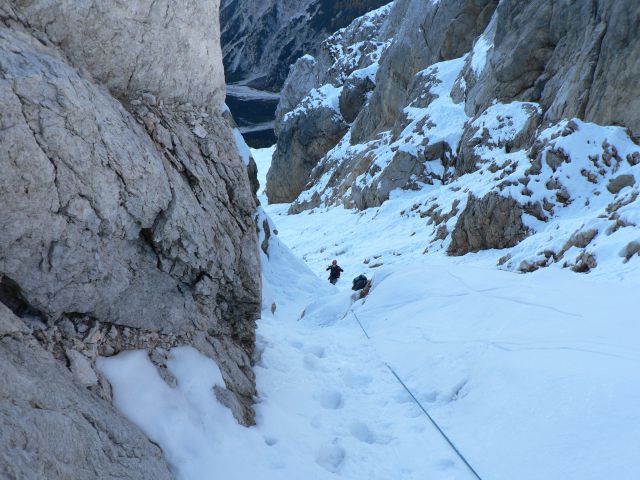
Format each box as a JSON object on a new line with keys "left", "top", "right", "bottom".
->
{"left": 221, "top": 0, "right": 389, "bottom": 91}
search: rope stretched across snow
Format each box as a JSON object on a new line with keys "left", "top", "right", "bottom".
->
{"left": 351, "top": 310, "right": 483, "bottom": 480}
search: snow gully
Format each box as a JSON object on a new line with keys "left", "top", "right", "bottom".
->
{"left": 351, "top": 309, "right": 484, "bottom": 480}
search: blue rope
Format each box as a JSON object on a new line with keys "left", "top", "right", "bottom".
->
{"left": 351, "top": 310, "right": 483, "bottom": 480}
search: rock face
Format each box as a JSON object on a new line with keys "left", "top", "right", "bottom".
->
{"left": 267, "top": 95, "right": 349, "bottom": 203}
{"left": 462, "top": 0, "right": 640, "bottom": 136}
{"left": 270, "top": 0, "right": 640, "bottom": 273}
{"left": 11, "top": 0, "right": 225, "bottom": 108}
{"left": 266, "top": 4, "right": 393, "bottom": 204}
{"left": 1, "top": 0, "right": 262, "bottom": 474}
{"left": 350, "top": 0, "right": 497, "bottom": 144}
{"left": 448, "top": 193, "right": 528, "bottom": 256}
{"left": 268, "top": 0, "right": 497, "bottom": 206}
{"left": 0, "top": 304, "right": 173, "bottom": 479}
{"left": 220, "top": 0, "right": 388, "bottom": 90}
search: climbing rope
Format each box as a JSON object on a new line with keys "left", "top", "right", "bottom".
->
{"left": 351, "top": 310, "right": 484, "bottom": 480}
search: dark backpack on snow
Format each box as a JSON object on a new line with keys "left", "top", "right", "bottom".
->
{"left": 352, "top": 275, "right": 367, "bottom": 291}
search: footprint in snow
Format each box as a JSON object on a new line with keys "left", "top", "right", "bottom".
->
{"left": 304, "top": 344, "right": 326, "bottom": 358}
{"left": 349, "top": 421, "right": 392, "bottom": 445}
{"left": 349, "top": 421, "right": 377, "bottom": 444}
{"left": 341, "top": 370, "right": 373, "bottom": 389}
{"left": 318, "top": 390, "right": 343, "bottom": 410}
{"left": 264, "top": 436, "right": 278, "bottom": 446}
{"left": 289, "top": 340, "right": 304, "bottom": 350}
{"left": 316, "top": 444, "right": 346, "bottom": 473}
{"left": 303, "top": 354, "right": 321, "bottom": 371}
{"left": 436, "top": 458, "right": 456, "bottom": 470}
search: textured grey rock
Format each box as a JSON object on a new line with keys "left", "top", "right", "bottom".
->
{"left": 340, "top": 75, "right": 376, "bottom": 124}
{"left": 66, "top": 349, "right": 99, "bottom": 388}
{"left": 559, "top": 229, "right": 599, "bottom": 258}
{"left": 274, "top": 2, "right": 392, "bottom": 125}
{"left": 622, "top": 241, "right": 640, "bottom": 262}
{"left": 463, "top": 0, "right": 640, "bottom": 136}
{"left": 220, "top": 0, "right": 388, "bottom": 90}
{"left": 268, "top": 4, "right": 392, "bottom": 204}
{"left": 7, "top": 0, "right": 225, "bottom": 109}
{"left": 607, "top": 174, "right": 635, "bottom": 194}
{"left": 457, "top": 102, "right": 541, "bottom": 175}
{"left": 1, "top": 0, "right": 261, "bottom": 432}
{"left": 351, "top": 0, "right": 497, "bottom": 144}
{"left": 350, "top": 151, "right": 424, "bottom": 209}
{"left": 269, "top": 0, "right": 640, "bottom": 278}
{"left": 273, "top": 0, "right": 497, "bottom": 209}
{"left": 267, "top": 105, "right": 348, "bottom": 203}
{"left": 0, "top": 304, "right": 173, "bottom": 480}
{"left": 276, "top": 55, "right": 326, "bottom": 126}
{"left": 448, "top": 193, "right": 528, "bottom": 255}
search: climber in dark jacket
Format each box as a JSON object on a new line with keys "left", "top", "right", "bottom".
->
{"left": 326, "top": 260, "right": 344, "bottom": 285}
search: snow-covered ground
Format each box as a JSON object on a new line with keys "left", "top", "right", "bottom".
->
{"left": 98, "top": 147, "right": 640, "bottom": 480}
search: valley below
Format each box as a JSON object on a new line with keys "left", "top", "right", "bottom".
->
{"left": 226, "top": 84, "right": 279, "bottom": 148}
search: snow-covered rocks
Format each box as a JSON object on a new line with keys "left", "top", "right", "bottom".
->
{"left": 232, "top": 178, "right": 640, "bottom": 477}
{"left": 0, "top": 304, "right": 173, "bottom": 479}
{"left": 266, "top": 96, "right": 349, "bottom": 203}
{"left": 266, "top": 3, "right": 394, "bottom": 204}
{"left": 266, "top": 0, "right": 640, "bottom": 276}
{"left": 462, "top": 0, "right": 640, "bottom": 135}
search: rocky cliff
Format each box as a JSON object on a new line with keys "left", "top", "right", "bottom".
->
{"left": 221, "top": 0, "right": 389, "bottom": 90}
{"left": 268, "top": 0, "right": 640, "bottom": 273}
{"left": 1, "top": 0, "right": 261, "bottom": 476}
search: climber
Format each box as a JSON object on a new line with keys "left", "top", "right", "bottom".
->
{"left": 326, "top": 260, "right": 344, "bottom": 285}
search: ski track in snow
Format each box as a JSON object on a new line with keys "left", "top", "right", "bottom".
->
{"left": 98, "top": 146, "right": 640, "bottom": 480}
{"left": 446, "top": 271, "right": 583, "bottom": 318}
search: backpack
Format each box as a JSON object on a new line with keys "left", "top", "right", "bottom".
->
{"left": 352, "top": 274, "right": 367, "bottom": 291}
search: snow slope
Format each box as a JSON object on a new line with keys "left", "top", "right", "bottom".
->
{"left": 98, "top": 147, "right": 640, "bottom": 479}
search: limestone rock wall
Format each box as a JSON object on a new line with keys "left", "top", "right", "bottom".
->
{"left": 0, "top": 304, "right": 174, "bottom": 480}
{"left": 350, "top": 0, "right": 497, "bottom": 144}
{"left": 1, "top": 0, "right": 262, "bottom": 474}
{"left": 10, "top": 0, "right": 225, "bottom": 108}
{"left": 463, "top": 0, "right": 640, "bottom": 136}
{"left": 266, "top": 3, "right": 393, "bottom": 204}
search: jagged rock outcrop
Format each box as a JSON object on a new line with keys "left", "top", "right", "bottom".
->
{"left": 220, "top": 0, "right": 388, "bottom": 90}
{"left": 350, "top": 0, "right": 497, "bottom": 144}
{"left": 448, "top": 193, "right": 528, "bottom": 255}
{"left": 340, "top": 75, "right": 376, "bottom": 123}
{"left": 1, "top": 0, "right": 262, "bottom": 474}
{"left": 269, "top": 0, "right": 497, "bottom": 206}
{"left": 462, "top": 0, "right": 640, "bottom": 136}
{"left": 267, "top": 92, "right": 349, "bottom": 203}
{"left": 0, "top": 304, "right": 173, "bottom": 479}
{"left": 267, "top": 4, "right": 393, "bottom": 204}
{"left": 11, "top": 0, "right": 225, "bottom": 108}
{"left": 270, "top": 0, "right": 640, "bottom": 274}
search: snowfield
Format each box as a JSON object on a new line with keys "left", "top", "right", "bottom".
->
{"left": 98, "top": 146, "right": 640, "bottom": 480}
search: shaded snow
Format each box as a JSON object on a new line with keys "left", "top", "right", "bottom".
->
{"left": 284, "top": 84, "right": 343, "bottom": 121}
